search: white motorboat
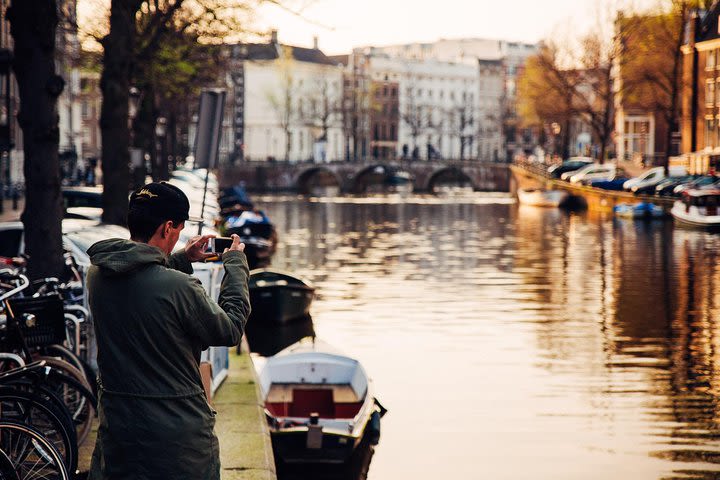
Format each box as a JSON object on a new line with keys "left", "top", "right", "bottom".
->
{"left": 517, "top": 188, "right": 569, "bottom": 207}
{"left": 254, "top": 338, "right": 385, "bottom": 464}
{"left": 671, "top": 189, "right": 720, "bottom": 230}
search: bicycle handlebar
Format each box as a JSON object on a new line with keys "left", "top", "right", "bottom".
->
{"left": 0, "top": 273, "right": 29, "bottom": 302}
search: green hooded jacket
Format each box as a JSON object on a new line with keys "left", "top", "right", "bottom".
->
{"left": 85, "top": 238, "right": 250, "bottom": 480}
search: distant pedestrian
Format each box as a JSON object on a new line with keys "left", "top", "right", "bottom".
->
{"left": 86, "top": 181, "right": 251, "bottom": 480}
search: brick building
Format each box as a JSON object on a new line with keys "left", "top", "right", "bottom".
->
{"left": 370, "top": 79, "right": 399, "bottom": 160}
{"left": 681, "top": 4, "right": 720, "bottom": 173}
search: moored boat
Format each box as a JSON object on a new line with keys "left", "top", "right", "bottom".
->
{"left": 517, "top": 188, "right": 569, "bottom": 207}
{"left": 255, "top": 338, "right": 386, "bottom": 464}
{"left": 249, "top": 269, "right": 315, "bottom": 324}
{"left": 613, "top": 202, "right": 665, "bottom": 219}
{"left": 671, "top": 189, "right": 720, "bottom": 230}
{"left": 224, "top": 210, "right": 278, "bottom": 269}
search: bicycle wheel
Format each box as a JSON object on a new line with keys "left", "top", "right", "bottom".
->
{"left": 0, "top": 420, "right": 70, "bottom": 480}
{"left": 0, "top": 449, "right": 18, "bottom": 480}
{"left": 0, "top": 388, "right": 76, "bottom": 475}
{"left": 37, "top": 358, "right": 95, "bottom": 446}
{"left": 35, "top": 346, "right": 84, "bottom": 380}
{"left": 6, "top": 359, "right": 95, "bottom": 447}
{"left": 36, "top": 346, "right": 98, "bottom": 398}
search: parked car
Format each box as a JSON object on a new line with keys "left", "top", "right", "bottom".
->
{"left": 655, "top": 175, "right": 698, "bottom": 196}
{"left": 0, "top": 218, "right": 115, "bottom": 261}
{"left": 673, "top": 175, "right": 718, "bottom": 196}
{"left": 623, "top": 167, "right": 665, "bottom": 192}
{"left": 62, "top": 186, "right": 103, "bottom": 209}
{"left": 548, "top": 157, "right": 594, "bottom": 179}
{"left": 588, "top": 178, "right": 630, "bottom": 191}
{"left": 566, "top": 164, "right": 616, "bottom": 184}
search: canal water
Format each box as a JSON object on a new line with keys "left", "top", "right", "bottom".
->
{"left": 246, "top": 193, "right": 720, "bottom": 480}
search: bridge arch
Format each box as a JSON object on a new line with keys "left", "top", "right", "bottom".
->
{"left": 426, "top": 167, "right": 475, "bottom": 192}
{"left": 349, "top": 164, "right": 394, "bottom": 194}
{"left": 296, "top": 167, "right": 343, "bottom": 195}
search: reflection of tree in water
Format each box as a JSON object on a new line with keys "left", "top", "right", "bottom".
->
{"left": 275, "top": 435, "right": 376, "bottom": 480}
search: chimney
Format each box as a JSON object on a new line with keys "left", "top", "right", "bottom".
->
{"left": 270, "top": 29, "right": 278, "bottom": 44}
{"left": 313, "top": 36, "right": 319, "bottom": 50}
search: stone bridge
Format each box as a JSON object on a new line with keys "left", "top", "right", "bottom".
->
{"left": 218, "top": 160, "right": 510, "bottom": 193}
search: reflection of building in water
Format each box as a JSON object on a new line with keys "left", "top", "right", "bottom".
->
{"left": 669, "top": 231, "right": 720, "bottom": 397}
{"left": 512, "top": 206, "right": 614, "bottom": 370}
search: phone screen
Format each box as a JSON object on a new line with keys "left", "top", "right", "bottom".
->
{"left": 209, "top": 237, "right": 234, "bottom": 253}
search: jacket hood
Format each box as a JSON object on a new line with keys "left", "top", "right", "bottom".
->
{"left": 87, "top": 239, "right": 167, "bottom": 275}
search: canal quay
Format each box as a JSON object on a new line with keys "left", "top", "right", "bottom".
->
{"left": 239, "top": 190, "right": 719, "bottom": 480}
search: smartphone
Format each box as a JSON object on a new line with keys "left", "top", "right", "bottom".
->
{"left": 208, "top": 237, "right": 234, "bottom": 253}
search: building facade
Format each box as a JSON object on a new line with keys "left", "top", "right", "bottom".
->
{"left": 0, "top": 0, "right": 22, "bottom": 186}
{"left": 365, "top": 38, "right": 536, "bottom": 161}
{"left": 370, "top": 79, "right": 399, "bottom": 160}
{"left": 682, "top": 5, "right": 720, "bottom": 174}
{"left": 225, "top": 34, "right": 345, "bottom": 163}
{"left": 349, "top": 48, "right": 482, "bottom": 161}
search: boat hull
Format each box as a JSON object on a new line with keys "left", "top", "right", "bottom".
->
{"left": 249, "top": 285, "right": 314, "bottom": 324}
{"left": 517, "top": 189, "right": 568, "bottom": 207}
{"left": 271, "top": 430, "right": 360, "bottom": 464}
{"left": 671, "top": 203, "right": 720, "bottom": 230}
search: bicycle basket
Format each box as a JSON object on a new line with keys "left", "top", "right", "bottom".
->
{"left": 6, "top": 294, "right": 66, "bottom": 348}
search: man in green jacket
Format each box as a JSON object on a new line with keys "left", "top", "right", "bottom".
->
{"left": 86, "top": 182, "right": 250, "bottom": 480}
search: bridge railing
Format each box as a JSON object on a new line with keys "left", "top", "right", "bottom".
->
{"left": 511, "top": 159, "right": 553, "bottom": 178}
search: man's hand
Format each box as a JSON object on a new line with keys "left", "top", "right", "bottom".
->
{"left": 184, "top": 234, "right": 217, "bottom": 263}
{"left": 224, "top": 234, "right": 245, "bottom": 254}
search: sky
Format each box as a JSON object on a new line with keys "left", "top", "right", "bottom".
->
{"left": 78, "top": 0, "right": 662, "bottom": 55}
{"left": 253, "top": 0, "right": 659, "bottom": 54}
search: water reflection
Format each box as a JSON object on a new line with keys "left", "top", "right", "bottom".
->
{"left": 249, "top": 194, "right": 720, "bottom": 480}
{"left": 245, "top": 316, "right": 315, "bottom": 357}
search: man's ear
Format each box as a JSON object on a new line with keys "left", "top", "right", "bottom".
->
{"left": 162, "top": 220, "right": 173, "bottom": 238}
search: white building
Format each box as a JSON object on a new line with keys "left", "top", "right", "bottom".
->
{"left": 232, "top": 34, "right": 345, "bottom": 163}
{"left": 360, "top": 51, "right": 480, "bottom": 160}
{"left": 365, "top": 38, "right": 536, "bottom": 160}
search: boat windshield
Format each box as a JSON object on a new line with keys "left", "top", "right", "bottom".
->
{"left": 686, "top": 194, "right": 720, "bottom": 207}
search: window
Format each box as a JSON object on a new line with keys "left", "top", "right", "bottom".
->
{"left": 705, "top": 117, "right": 716, "bottom": 148}
{"left": 708, "top": 49, "right": 717, "bottom": 70}
{"left": 707, "top": 81, "right": 716, "bottom": 105}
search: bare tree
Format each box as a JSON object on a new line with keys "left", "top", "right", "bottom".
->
{"left": 304, "top": 77, "right": 342, "bottom": 141}
{"left": 400, "top": 85, "right": 426, "bottom": 158}
{"left": 267, "top": 46, "right": 296, "bottom": 162}
{"left": 574, "top": 32, "right": 616, "bottom": 163}
{"left": 97, "top": 0, "right": 259, "bottom": 224}
{"left": 448, "top": 102, "right": 475, "bottom": 160}
{"left": 617, "top": 2, "right": 709, "bottom": 172}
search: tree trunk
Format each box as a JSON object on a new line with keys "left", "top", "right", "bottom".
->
{"left": 284, "top": 129, "right": 291, "bottom": 162}
{"left": 100, "top": 0, "right": 142, "bottom": 225}
{"left": 8, "top": 0, "right": 65, "bottom": 280}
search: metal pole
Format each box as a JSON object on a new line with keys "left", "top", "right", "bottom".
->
{"left": 198, "top": 168, "right": 209, "bottom": 235}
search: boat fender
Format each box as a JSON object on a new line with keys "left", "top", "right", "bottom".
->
{"left": 367, "top": 411, "right": 381, "bottom": 446}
